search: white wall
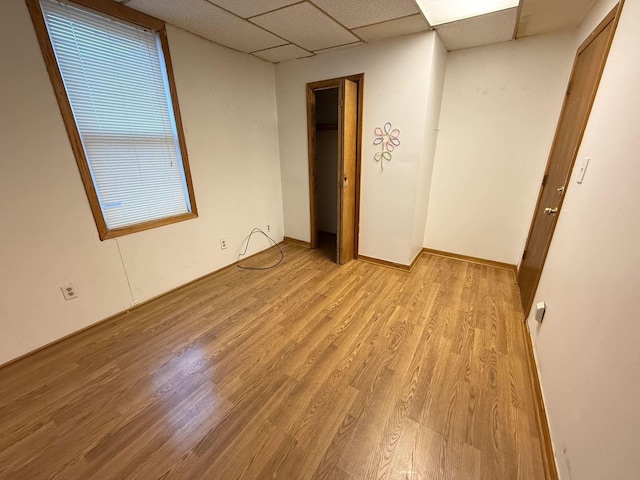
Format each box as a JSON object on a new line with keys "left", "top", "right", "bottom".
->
{"left": 527, "top": 1, "right": 640, "bottom": 479}
{"left": 276, "top": 32, "right": 441, "bottom": 265}
{"left": 0, "top": 0, "right": 283, "bottom": 365}
{"left": 575, "top": 0, "right": 618, "bottom": 47}
{"left": 411, "top": 34, "right": 447, "bottom": 262}
{"left": 424, "top": 33, "right": 575, "bottom": 265}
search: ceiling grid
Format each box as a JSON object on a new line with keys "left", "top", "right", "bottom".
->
{"left": 111, "top": 0, "right": 598, "bottom": 62}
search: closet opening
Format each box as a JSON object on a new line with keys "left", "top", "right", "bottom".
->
{"left": 306, "top": 74, "right": 363, "bottom": 265}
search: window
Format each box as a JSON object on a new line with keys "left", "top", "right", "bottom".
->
{"left": 27, "top": 0, "right": 197, "bottom": 239}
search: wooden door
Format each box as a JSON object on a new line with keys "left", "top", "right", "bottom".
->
{"left": 336, "top": 79, "right": 358, "bottom": 265}
{"left": 307, "top": 75, "right": 363, "bottom": 262}
{"left": 337, "top": 79, "right": 358, "bottom": 264}
{"left": 518, "top": 4, "right": 622, "bottom": 314}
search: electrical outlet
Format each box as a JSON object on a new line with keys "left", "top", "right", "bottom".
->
{"left": 267, "top": 224, "right": 271, "bottom": 232}
{"left": 61, "top": 283, "right": 78, "bottom": 300}
{"left": 220, "top": 238, "right": 227, "bottom": 250}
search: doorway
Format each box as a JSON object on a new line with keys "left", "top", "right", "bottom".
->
{"left": 517, "top": 3, "right": 623, "bottom": 315}
{"left": 307, "top": 74, "right": 364, "bottom": 265}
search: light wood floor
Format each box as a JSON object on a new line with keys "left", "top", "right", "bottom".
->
{"left": 0, "top": 243, "right": 544, "bottom": 479}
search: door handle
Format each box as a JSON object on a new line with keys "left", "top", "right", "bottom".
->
{"left": 544, "top": 207, "right": 558, "bottom": 215}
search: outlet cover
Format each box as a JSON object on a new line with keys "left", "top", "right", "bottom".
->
{"left": 61, "top": 283, "right": 78, "bottom": 300}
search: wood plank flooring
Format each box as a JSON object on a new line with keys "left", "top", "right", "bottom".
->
{"left": 0, "top": 243, "right": 545, "bottom": 479}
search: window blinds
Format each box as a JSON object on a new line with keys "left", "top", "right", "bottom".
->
{"left": 40, "top": 0, "right": 192, "bottom": 230}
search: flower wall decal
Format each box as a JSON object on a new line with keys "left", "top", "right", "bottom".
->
{"left": 373, "top": 122, "right": 400, "bottom": 171}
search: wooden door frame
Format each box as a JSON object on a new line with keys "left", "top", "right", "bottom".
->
{"left": 306, "top": 74, "right": 364, "bottom": 254}
{"left": 517, "top": 3, "right": 623, "bottom": 315}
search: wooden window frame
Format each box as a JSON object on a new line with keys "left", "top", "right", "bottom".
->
{"left": 26, "top": 0, "right": 198, "bottom": 240}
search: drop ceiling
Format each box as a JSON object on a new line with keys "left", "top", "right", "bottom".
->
{"left": 516, "top": 0, "right": 597, "bottom": 37}
{"left": 113, "top": 0, "right": 600, "bottom": 61}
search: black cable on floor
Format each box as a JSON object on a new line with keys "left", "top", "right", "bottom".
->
{"left": 237, "top": 227, "right": 284, "bottom": 270}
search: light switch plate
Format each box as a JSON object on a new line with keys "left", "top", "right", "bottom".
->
{"left": 577, "top": 157, "right": 590, "bottom": 184}
{"left": 535, "top": 301, "right": 546, "bottom": 323}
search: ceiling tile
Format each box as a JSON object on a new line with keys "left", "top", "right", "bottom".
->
{"left": 313, "top": 41, "right": 364, "bottom": 54}
{"left": 352, "top": 14, "right": 430, "bottom": 43}
{"left": 207, "top": 0, "right": 301, "bottom": 19}
{"left": 253, "top": 44, "right": 314, "bottom": 63}
{"left": 127, "top": 0, "right": 286, "bottom": 53}
{"left": 517, "top": 0, "right": 595, "bottom": 37}
{"left": 435, "top": 7, "right": 517, "bottom": 51}
{"left": 311, "top": 0, "right": 420, "bottom": 29}
{"left": 250, "top": 2, "right": 359, "bottom": 51}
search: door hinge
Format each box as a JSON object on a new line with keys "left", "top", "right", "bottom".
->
{"left": 522, "top": 250, "right": 527, "bottom": 260}
{"left": 339, "top": 100, "right": 344, "bottom": 108}
{"left": 542, "top": 174, "right": 548, "bottom": 186}
{"left": 566, "top": 80, "right": 572, "bottom": 96}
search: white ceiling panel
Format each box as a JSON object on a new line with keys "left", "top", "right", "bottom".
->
{"left": 352, "top": 14, "right": 430, "bottom": 43}
{"left": 435, "top": 7, "right": 517, "bottom": 51}
{"left": 127, "top": 0, "right": 287, "bottom": 52}
{"left": 253, "top": 44, "right": 314, "bottom": 63}
{"left": 517, "top": 0, "right": 596, "bottom": 37}
{"left": 207, "top": 0, "right": 301, "bottom": 19}
{"left": 250, "top": 2, "right": 359, "bottom": 51}
{"left": 312, "top": 0, "right": 420, "bottom": 29}
{"left": 313, "top": 41, "right": 364, "bottom": 54}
